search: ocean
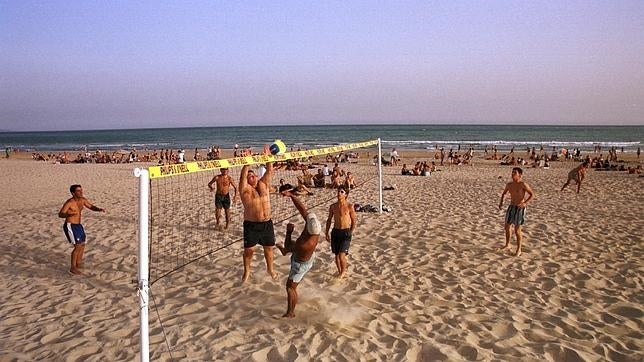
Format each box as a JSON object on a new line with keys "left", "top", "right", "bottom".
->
{"left": 0, "top": 124, "right": 642, "bottom": 153}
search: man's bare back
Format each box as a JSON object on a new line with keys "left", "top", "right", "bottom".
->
{"left": 279, "top": 223, "right": 318, "bottom": 262}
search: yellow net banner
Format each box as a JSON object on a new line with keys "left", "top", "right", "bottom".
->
{"left": 148, "top": 139, "right": 379, "bottom": 179}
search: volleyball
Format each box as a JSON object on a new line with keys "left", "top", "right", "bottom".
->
{"left": 269, "top": 139, "right": 286, "bottom": 155}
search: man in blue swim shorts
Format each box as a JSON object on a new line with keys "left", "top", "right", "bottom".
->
{"left": 325, "top": 185, "right": 357, "bottom": 279}
{"left": 275, "top": 184, "right": 321, "bottom": 318}
{"left": 498, "top": 168, "right": 534, "bottom": 257}
{"left": 59, "top": 184, "right": 106, "bottom": 275}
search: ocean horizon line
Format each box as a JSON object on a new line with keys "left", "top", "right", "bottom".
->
{"left": 2, "top": 123, "right": 644, "bottom": 134}
{"left": 2, "top": 124, "right": 641, "bottom": 153}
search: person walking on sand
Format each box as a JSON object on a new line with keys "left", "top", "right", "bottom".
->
{"left": 390, "top": 148, "right": 399, "bottom": 166}
{"left": 498, "top": 168, "right": 534, "bottom": 257}
{"left": 325, "top": 185, "right": 357, "bottom": 278}
{"left": 208, "top": 168, "right": 237, "bottom": 230}
{"left": 274, "top": 184, "right": 321, "bottom": 318}
{"left": 561, "top": 161, "right": 589, "bottom": 193}
{"left": 239, "top": 145, "right": 277, "bottom": 282}
{"left": 58, "top": 184, "right": 106, "bottom": 275}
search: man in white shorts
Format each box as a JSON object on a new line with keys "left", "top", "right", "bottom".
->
{"left": 275, "top": 184, "right": 321, "bottom": 318}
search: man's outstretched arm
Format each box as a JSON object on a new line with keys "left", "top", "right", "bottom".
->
{"left": 283, "top": 191, "right": 308, "bottom": 219}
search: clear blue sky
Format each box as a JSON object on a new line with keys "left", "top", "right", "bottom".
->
{"left": 1, "top": 0, "right": 643, "bottom": 131}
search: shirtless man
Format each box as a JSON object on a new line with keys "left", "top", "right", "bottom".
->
{"left": 275, "top": 184, "right": 321, "bottom": 318}
{"left": 313, "top": 168, "right": 326, "bottom": 188}
{"left": 344, "top": 171, "right": 357, "bottom": 189}
{"left": 325, "top": 185, "right": 357, "bottom": 278}
{"left": 208, "top": 168, "right": 237, "bottom": 230}
{"left": 561, "top": 161, "right": 589, "bottom": 193}
{"left": 330, "top": 169, "right": 342, "bottom": 189}
{"left": 498, "top": 168, "right": 534, "bottom": 257}
{"left": 58, "top": 184, "right": 106, "bottom": 275}
{"left": 239, "top": 148, "right": 276, "bottom": 282}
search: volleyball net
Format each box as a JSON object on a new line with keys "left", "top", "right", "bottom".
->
{"left": 134, "top": 138, "right": 383, "bottom": 361}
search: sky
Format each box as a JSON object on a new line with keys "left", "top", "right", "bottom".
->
{"left": 1, "top": 0, "right": 643, "bottom": 131}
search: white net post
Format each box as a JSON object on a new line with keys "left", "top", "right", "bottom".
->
{"left": 134, "top": 168, "right": 150, "bottom": 362}
{"left": 377, "top": 138, "right": 383, "bottom": 214}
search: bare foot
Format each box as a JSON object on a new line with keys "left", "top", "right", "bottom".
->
{"left": 281, "top": 313, "right": 295, "bottom": 318}
{"left": 242, "top": 272, "right": 250, "bottom": 283}
{"left": 514, "top": 249, "right": 522, "bottom": 257}
{"left": 69, "top": 268, "right": 84, "bottom": 276}
{"left": 270, "top": 271, "right": 278, "bottom": 281}
{"left": 498, "top": 245, "right": 510, "bottom": 251}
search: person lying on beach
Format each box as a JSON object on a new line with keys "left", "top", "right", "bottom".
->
{"left": 279, "top": 178, "right": 313, "bottom": 196}
{"left": 498, "top": 167, "right": 534, "bottom": 257}
{"left": 275, "top": 184, "right": 321, "bottom": 318}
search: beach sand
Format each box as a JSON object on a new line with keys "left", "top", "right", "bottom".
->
{"left": 0, "top": 154, "right": 642, "bottom": 361}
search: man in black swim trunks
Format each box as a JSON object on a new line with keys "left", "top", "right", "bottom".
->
{"left": 239, "top": 145, "right": 277, "bottom": 282}
{"left": 208, "top": 168, "right": 237, "bottom": 230}
{"left": 325, "top": 185, "right": 357, "bottom": 279}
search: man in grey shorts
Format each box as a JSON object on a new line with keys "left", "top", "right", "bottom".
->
{"left": 498, "top": 167, "right": 534, "bottom": 257}
{"left": 275, "top": 184, "right": 321, "bottom": 318}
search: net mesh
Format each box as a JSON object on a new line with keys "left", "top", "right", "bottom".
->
{"left": 148, "top": 141, "right": 380, "bottom": 284}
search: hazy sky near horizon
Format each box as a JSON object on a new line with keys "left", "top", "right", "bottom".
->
{"left": 1, "top": 1, "right": 643, "bottom": 131}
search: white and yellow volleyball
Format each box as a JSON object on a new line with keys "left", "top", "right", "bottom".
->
{"left": 269, "top": 139, "right": 286, "bottom": 155}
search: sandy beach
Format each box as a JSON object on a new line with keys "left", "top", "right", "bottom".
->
{"left": 0, "top": 153, "right": 642, "bottom": 361}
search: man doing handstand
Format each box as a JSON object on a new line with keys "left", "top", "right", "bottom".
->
{"left": 275, "top": 184, "right": 321, "bottom": 318}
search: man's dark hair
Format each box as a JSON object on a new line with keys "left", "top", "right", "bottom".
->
{"left": 338, "top": 184, "right": 350, "bottom": 195}
{"left": 511, "top": 167, "right": 523, "bottom": 175}
{"left": 70, "top": 184, "right": 81, "bottom": 194}
{"left": 278, "top": 183, "right": 294, "bottom": 193}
